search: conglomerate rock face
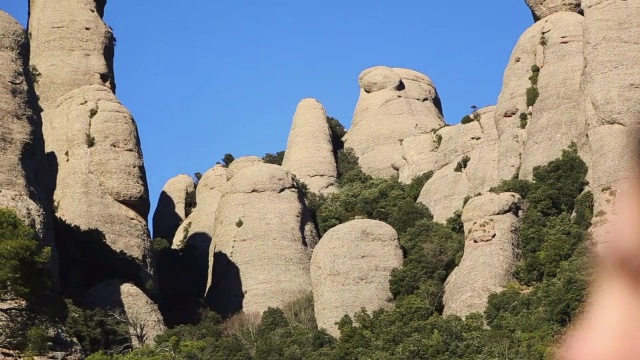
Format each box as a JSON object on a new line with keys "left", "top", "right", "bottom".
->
{"left": 282, "top": 98, "right": 338, "bottom": 195}
{"left": 83, "top": 280, "right": 166, "bottom": 347}
{"left": 206, "top": 163, "right": 317, "bottom": 316}
{"left": 343, "top": 66, "right": 445, "bottom": 178}
{"left": 414, "top": 106, "right": 501, "bottom": 222}
{"left": 443, "top": 193, "right": 523, "bottom": 317}
{"left": 29, "top": 0, "right": 152, "bottom": 274}
{"left": 153, "top": 174, "right": 196, "bottom": 242}
{"left": 525, "top": 0, "right": 582, "bottom": 21}
{"left": 310, "top": 219, "right": 402, "bottom": 338}
{"left": 580, "top": 0, "right": 640, "bottom": 246}
{"left": 0, "top": 10, "right": 56, "bottom": 273}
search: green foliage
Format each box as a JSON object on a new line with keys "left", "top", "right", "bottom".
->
{"left": 460, "top": 115, "right": 474, "bottom": 124}
{"left": 236, "top": 219, "right": 244, "bottom": 228}
{"left": 539, "top": 35, "right": 548, "bottom": 46}
{"left": 26, "top": 326, "right": 50, "bottom": 355}
{"left": 335, "top": 148, "right": 372, "bottom": 187}
{"left": 435, "top": 133, "right": 443, "bottom": 148}
{"left": 310, "top": 174, "right": 432, "bottom": 237}
{"left": 529, "top": 65, "right": 541, "bottom": 86}
{"left": 526, "top": 86, "right": 540, "bottom": 107}
{"left": 454, "top": 155, "right": 470, "bottom": 172}
{"left": 262, "top": 151, "right": 285, "bottom": 165}
{"left": 151, "top": 238, "right": 170, "bottom": 254}
{"left": 0, "top": 208, "right": 52, "bottom": 306}
{"left": 64, "top": 301, "right": 131, "bottom": 356}
{"left": 86, "top": 133, "right": 96, "bottom": 148}
{"left": 326, "top": 116, "right": 346, "bottom": 154}
{"left": 519, "top": 112, "right": 529, "bottom": 129}
{"left": 221, "top": 153, "right": 235, "bottom": 167}
{"left": 185, "top": 189, "right": 197, "bottom": 217}
{"left": 446, "top": 210, "right": 464, "bottom": 234}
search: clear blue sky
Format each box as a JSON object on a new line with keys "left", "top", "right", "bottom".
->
{"left": 3, "top": 1, "right": 532, "bottom": 219}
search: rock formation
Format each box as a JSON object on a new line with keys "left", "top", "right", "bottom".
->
{"left": 29, "top": 0, "right": 152, "bottom": 274}
{"left": 206, "top": 163, "right": 317, "bottom": 316}
{"left": 310, "top": 219, "right": 402, "bottom": 337}
{"left": 225, "top": 156, "right": 263, "bottom": 180}
{"left": 495, "top": 12, "right": 586, "bottom": 181}
{"left": 580, "top": 0, "right": 640, "bottom": 246}
{"left": 343, "top": 66, "right": 445, "bottom": 177}
{"left": 0, "top": 11, "right": 56, "bottom": 273}
{"left": 414, "top": 106, "right": 501, "bottom": 222}
{"left": 152, "top": 174, "right": 196, "bottom": 241}
{"left": 443, "top": 193, "right": 522, "bottom": 317}
{"left": 84, "top": 280, "right": 165, "bottom": 347}
{"left": 282, "top": 98, "right": 338, "bottom": 194}
{"left": 525, "top": 0, "right": 583, "bottom": 21}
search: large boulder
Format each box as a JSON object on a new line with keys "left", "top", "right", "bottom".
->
{"left": 415, "top": 106, "right": 501, "bottom": 222}
{"left": 525, "top": 0, "right": 583, "bottom": 21}
{"left": 84, "top": 280, "right": 165, "bottom": 347}
{"left": 206, "top": 164, "right": 317, "bottom": 316}
{"left": 310, "top": 219, "right": 402, "bottom": 337}
{"left": 282, "top": 98, "right": 338, "bottom": 194}
{"left": 0, "top": 11, "right": 56, "bottom": 272}
{"left": 152, "top": 175, "right": 196, "bottom": 241}
{"left": 29, "top": 0, "right": 152, "bottom": 275}
{"left": 343, "top": 67, "right": 445, "bottom": 177}
{"left": 580, "top": 0, "right": 640, "bottom": 246}
{"left": 443, "top": 193, "right": 523, "bottom": 317}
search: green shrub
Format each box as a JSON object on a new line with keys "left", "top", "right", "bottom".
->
{"left": 460, "top": 115, "right": 474, "bottom": 124}
{"left": 526, "top": 86, "right": 540, "bottom": 107}
{"left": 519, "top": 112, "right": 528, "bottom": 129}
{"left": 221, "top": 153, "right": 235, "bottom": 167}
{"left": 236, "top": 219, "right": 244, "bottom": 228}
{"left": 26, "top": 327, "right": 50, "bottom": 355}
{"left": 262, "top": 151, "right": 285, "bottom": 165}
{"left": 435, "top": 133, "right": 443, "bottom": 147}
{"left": 86, "top": 133, "right": 96, "bottom": 148}
{"left": 454, "top": 155, "right": 471, "bottom": 172}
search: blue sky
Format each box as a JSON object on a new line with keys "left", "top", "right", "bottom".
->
{"left": 3, "top": 1, "right": 532, "bottom": 219}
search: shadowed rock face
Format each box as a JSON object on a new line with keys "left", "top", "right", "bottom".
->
{"left": 525, "top": 0, "right": 582, "bottom": 21}
{"left": 83, "top": 280, "right": 165, "bottom": 347}
{"left": 153, "top": 174, "right": 196, "bottom": 242}
{"left": 206, "top": 163, "right": 317, "bottom": 316}
{"left": 0, "top": 11, "right": 56, "bottom": 274}
{"left": 29, "top": 0, "right": 151, "bottom": 274}
{"left": 443, "top": 193, "right": 523, "bottom": 317}
{"left": 580, "top": 0, "right": 640, "bottom": 246}
{"left": 310, "top": 219, "right": 402, "bottom": 337}
{"left": 344, "top": 66, "right": 445, "bottom": 177}
{"left": 282, "top": 98, "right": 338, "bottom": 195}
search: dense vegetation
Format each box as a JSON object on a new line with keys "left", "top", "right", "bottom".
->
{"left": 81, "top": 142, "right": 592, "bottom": 359}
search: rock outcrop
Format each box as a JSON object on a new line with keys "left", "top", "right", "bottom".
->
{"left": 495, "top": 12, "right": 586, "bottom": 181}
{"left": 206, "top": 163, "right": 317, "bottom": 316}
{"left": 282, "top": 99, "right": 338, "bottom": 194}
{"left": 443, "top": 193, "right": 522, "bottom": 317}
{"left": 580, "top": 0, "right": 640, "bottom": 246}
{"left": 310, "top": 219, "right": 402, "bottom": 337}
{"left": 414, "top": 106, "right": 501, "bottom": 222}
{"left": 152, "top": 175, "right": 196, "bottom": 242}
{"left": 84, "top": 280, "right": 165, "bottom": 347}
{"left": 29, "top": 0, "right": 152, "bottom": 274}
{"left": 0, "top": 11, "right": 56, "bottom": 272}
{"left": 343, "top": 67, "right": 445, "bottom": 177}
{"left": 226, "top": 156, "right": 263, "bottom": 181}
{"left": 525, "top": 0, "right": 583, "bottom": 21}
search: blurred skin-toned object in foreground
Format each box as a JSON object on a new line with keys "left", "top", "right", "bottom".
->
{"left": 559, "top": 175, "right": 640, "bottom": 359}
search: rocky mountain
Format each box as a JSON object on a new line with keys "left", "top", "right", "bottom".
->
{"left": 1, "top": 0, "right": 639, "bottom": 358}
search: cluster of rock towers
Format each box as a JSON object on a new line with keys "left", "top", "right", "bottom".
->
{"left": 1, "top": 0, "right": 639, "bottom": 347}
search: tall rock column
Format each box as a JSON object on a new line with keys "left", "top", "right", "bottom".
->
{"left": 581, "top": 0, "right": 640, "bottom": 246}
{"left": 0, "top": 11, "right": 56, "bottom": 275}
{"left": 206, "top": 163, "right": 317, "bottom": 317}
{"left": 29, "top": 0, "right": 152, "bottom": 276}
{"left": 343, "top": 67, "right": 445, "bottom": 177}
{"left": 282, "top": 98, "right": 338, "bottom": 194}
{"left": 152, "top": 174, "right": 196, "bottom": 242}
{"left": 443, "top": 193, "right": 523, "bottom": 317}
